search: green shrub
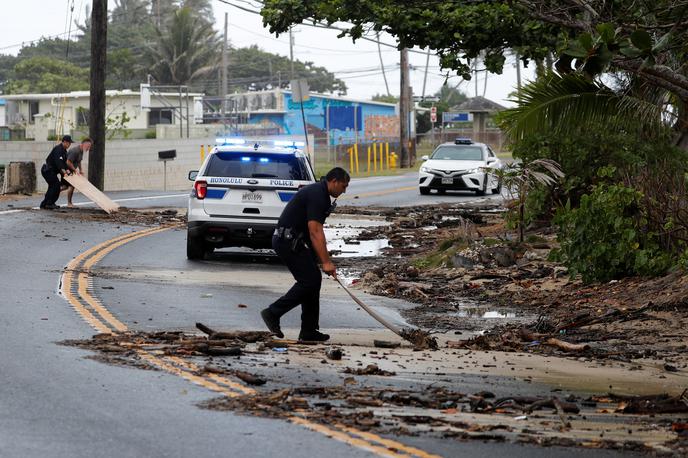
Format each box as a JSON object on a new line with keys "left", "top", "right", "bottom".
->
{"left": 510, "top": 131, "right": 687, "bottom": 221}
{"left": 553, "top": 183, "right": 672, "bottom": 283}
{"left": 145, "top": 130, "right": 156, "bottom": 139}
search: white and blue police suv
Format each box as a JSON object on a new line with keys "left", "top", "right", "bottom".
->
{"left": 186, "top": 139, "right": 316, "bottom": 259}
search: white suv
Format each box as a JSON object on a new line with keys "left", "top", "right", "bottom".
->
{"left": 419, "top": 138, "right": 503, "bottom": 196}
{"left": 187, "top": 139, "right": 316, "bottom": 259}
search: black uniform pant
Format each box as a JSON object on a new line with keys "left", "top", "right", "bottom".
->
{"left": 40, "top": 165, "right": 61, "bottom": 208}
{"left": 267, "top": 236, "right": 321, "bottom": 333}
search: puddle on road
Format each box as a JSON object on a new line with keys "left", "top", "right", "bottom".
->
{"left": 449, "top": 300, "right": 519, "bottom": 320}
{"left": 325, "top": 214, "right": 390, "bottom": 258}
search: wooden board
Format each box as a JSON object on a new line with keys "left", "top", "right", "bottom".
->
{"left": 64, "top": 174, "right": 119, "bottom": 214}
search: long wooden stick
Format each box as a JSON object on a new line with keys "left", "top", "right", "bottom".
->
{"left": 335, "top": 278, "right": 403, "bottom": 337}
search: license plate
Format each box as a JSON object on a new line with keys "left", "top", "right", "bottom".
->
{"left": 241, "top": 191, "right": 263, "bottom": 203}
{"left": 441, "top": 177, "right": 453, "bottom": 184}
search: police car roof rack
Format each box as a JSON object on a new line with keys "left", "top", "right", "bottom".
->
{"left": 455, "top": 137, "right": 473, "bottom": 145}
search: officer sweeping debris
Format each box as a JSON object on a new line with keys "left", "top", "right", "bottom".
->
{"left": 261, "top": 167, "right": 350, "bottom": 342}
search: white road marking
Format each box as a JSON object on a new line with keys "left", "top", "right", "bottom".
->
{"left": 73, "top": 193, "right": 188, "bottom": 206}
{"left": 0, "top": 209, "right": 24, "bottom": 215}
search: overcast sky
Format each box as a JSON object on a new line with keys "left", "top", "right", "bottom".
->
{"left": 1, "top": 0, "right": 535, "bottom": 106}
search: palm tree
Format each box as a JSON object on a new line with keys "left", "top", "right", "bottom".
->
{"left": 499, "top": 72, "right": 675, "bottom": 144}
{"left": 147, "top": 7, "right": 221, "bottom": 86}
{"left": 493, "top": 159, "right": 564, "bottom": 243}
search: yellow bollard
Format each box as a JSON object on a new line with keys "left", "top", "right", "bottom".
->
{"left": 385, "top": 143, "right": 390, "bottom": 169}
{"left": 367, "top": 146, "right": 371, "bottom": 174}
{"left": 390, "top": 152, "right": 398, "bottom": 169}
{"left": 200, "top": 145, "right": 205, "bottom": 163}
{"left": 354, "top": 144, "right": 360, "bottom": 174}
{"left": 373, "top": 143, "right": 378, "bottom": 173}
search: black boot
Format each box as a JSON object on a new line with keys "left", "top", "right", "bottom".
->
{"left": 260, "top": 308, "right": 284, "bottom": 338}
{"left": 298, "top": 330, "right": 330, "bottom": 342}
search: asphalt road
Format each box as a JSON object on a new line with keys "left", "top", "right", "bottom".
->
{"left": 0, "top": 178, "right": 633, "bottom": 458}
{"left": 0, "top": 171, "right": 503, "bottom": 212}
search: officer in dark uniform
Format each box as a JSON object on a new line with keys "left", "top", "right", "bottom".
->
{"left": 39, "top": 135, "right": 74, "bottom": 209}
{"left": 261, "top": 167, "right": 350, "bottom": 342}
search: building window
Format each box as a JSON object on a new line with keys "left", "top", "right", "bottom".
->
{"left": 148, "top": 108, "right": 174, "bottom": 125}
{"left": 76, "top": 107, "right": 89, "bottom": 126}
{"left": 29, "top": 101, "right": 39, "bottom": 124}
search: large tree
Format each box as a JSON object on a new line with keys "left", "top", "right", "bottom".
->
{"left": 228, "top": 45, "right": 346, "bottom": 94}
{"left": 260, "top": 0, "right": 688, "bottom": 145}
{"left": 5, "top": 56, "right": 89, "bottom": 94}
{"left": 146, "top": 7, "right": 222, "bottom": 86}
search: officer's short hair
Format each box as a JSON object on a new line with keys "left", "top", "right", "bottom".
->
{"left": 325, "top": 167, "right": 350, "bottom": 183}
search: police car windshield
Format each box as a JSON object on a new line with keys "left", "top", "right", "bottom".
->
{"left": 205, "top": 152, "right": 309, "bottom": 180}
{"left": 431, "top": 145, "right": 483, "bottom": 161}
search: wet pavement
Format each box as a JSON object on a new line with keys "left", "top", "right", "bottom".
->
{"left": 0, "top": 186, "right": 675, "bottom": 457}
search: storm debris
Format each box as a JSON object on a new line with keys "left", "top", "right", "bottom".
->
{"left": 325, "top": 348, "right": 343, "bottom": 360}
{"left": 343, "top": 364, "right": 396, "bottom": 376}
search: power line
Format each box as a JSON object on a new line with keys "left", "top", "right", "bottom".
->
{"left": 215, "top": 0, "right": 431, "bottom": 55}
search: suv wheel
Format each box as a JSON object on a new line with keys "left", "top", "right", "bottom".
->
{"left": 187, "top": 232, "right": 206, "bottom": 260}
{"left": 419, "top": 187, "right": 430, "bottom": 195}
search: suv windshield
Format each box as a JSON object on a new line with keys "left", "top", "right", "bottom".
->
{"left": 205, "top": 152, "right": 310, "bottom": 180}
{"left": 431, "top": 145, "right": 483, "bottom": 161}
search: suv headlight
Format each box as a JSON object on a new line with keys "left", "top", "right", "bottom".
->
{"left": 420, "top": 166, "right": 430, "bottom": 173}
{"left": 466, "top": 168, "right": 483, "bottom": 174}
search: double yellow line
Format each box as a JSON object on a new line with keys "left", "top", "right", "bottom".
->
{"left": 60, "top": 227, "right": 442, "bottom": 458}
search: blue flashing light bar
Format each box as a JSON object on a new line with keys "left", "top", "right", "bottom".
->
{"left": 215, "top": 138, "right": 246, "bottom": 145}
{"left": 241, "top": 157, "right": 251, "bottom": 162}
{"left": 274, "top": 140, "right": 305, "bottom": 147}
{"left": 259, "top": 157, "right": 270, "bottom": 163}
{"left": 454, "top": 137, "right": 473, "bottom": 145}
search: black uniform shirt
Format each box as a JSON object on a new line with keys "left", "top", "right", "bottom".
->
{"left": 45, "top": 144, "right": 69, "bottom": 173}
{"left": 278, "top": 180, "right": 331, "bottom": 243}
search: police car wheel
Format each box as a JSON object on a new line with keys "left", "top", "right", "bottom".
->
{"left": 419, "top": 187, "right": 430, "bottom": 195}
{"left": 186, "top": 233, "right": 206, "bottom": 260}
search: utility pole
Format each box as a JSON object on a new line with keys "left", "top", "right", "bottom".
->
{"left": 377, "top": 32, "right": 391, "bottom": 97}
{"left": 89, "top": 0, "right": 107, "bottom": 190}
{"left": 289, "top": 28, "right": 295, "bottom": 80}
{"left": 221, "top": 12, "right": 228, "bottom": 117}
{"left": 421, "top": 49, "right": 431, "bottom": 99}
{"left": 515, "top": 52, "right": 522, "bottom": 91}
{"left": 474, "top": 59, "right": 479, "bottom": 97}
{"left": 399, "top": 48, "right": 410, "bottom": 168}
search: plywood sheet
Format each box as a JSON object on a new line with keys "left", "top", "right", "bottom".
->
{"left": 64, "top": 174, "right": 119, "bottom": 214}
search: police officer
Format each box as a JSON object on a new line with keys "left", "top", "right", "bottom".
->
{"left": 39, "top": 135, "right": 74, "bottom": 209}
{"left": 261, "top": 167, "right": 350, "bottom": 342}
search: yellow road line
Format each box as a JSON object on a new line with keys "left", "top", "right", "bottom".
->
{"left": 164, "top": 356, "right": 257, "bottom": 396}
{"left": 77, "top": 227, "right": 168, "bottom": 332}
{"left": 61, "top": 269, "right": 112, "bottom": 334}
{"left": 289, "top": 416, "right": 411, "bottom": 458}
{"left": 339, "top": 186, "right": 416, "bottom": 201}
{"left": 336, "top": 423, "right": 443, "bottom": 458}
{"left": 137, "top": 351, "right": 240, "bottom": 397}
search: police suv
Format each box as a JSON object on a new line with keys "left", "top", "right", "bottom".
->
{"left": 186, "top": 139, "right": 316, "bottom": 259}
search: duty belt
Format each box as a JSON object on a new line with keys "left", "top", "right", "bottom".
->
{"left": 273, "top": 227, "right": 298, "bottom": 240}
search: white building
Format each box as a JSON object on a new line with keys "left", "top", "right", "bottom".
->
{"left": 1, "top": 88, "right": 204, "bottom": 141}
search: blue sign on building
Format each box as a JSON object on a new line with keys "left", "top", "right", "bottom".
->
{"left": 442, "top": 112, "right": 473, "bottom": 123}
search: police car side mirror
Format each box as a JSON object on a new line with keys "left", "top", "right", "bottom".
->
{"left": 188, "top": 170, "right": 198, "bottom": 181}
{"left": 421, "top": 155, "right": 429, "bottom": 161}
{"left": 486, "top": 158, "right": 497, "bottom": 164}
